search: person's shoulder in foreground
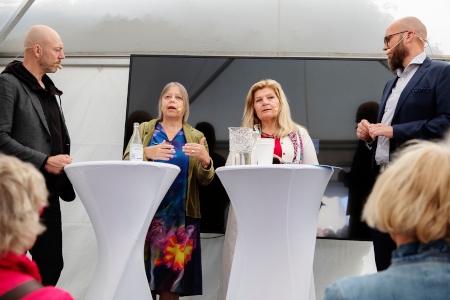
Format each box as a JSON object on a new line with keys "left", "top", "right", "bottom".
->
{"left": 23, "top": 286, "right": 74, "bottom": 300}
{"left": 323, "top": 239, "right": 450, "bottom": 300}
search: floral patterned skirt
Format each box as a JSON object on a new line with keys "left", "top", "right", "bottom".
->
{"left": 144, "top": 216, "right": 202, "bottom": 296}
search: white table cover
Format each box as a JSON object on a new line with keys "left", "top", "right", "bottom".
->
{"left": 216, "top": 164, "right": 333, "bottom": 300}
{"left": 65, "top": 161, "right": 180, "bottom": 300}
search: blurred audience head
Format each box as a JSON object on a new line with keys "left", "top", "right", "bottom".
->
{"left": 124, "top": 110, "right": 152, "bottom": 146}
{"left": 0, "top": 155, "right": 48, "bottom": 257}
{"left": 356, "top": 101, "right": 379, "bottom": 124}
{"left": 363, "top": 137, "right": 450, "bottom": 244}
{"left": 195, "top": 122, "right": 216, "bottom": 150}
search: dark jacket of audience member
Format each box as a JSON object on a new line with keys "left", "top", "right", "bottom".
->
{"left": 195, "top": 122, "right": 229, "bottom": 233}
{"left": 339, "top": 102, "right": 379, "bottom": 240}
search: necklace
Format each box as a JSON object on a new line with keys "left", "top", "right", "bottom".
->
{"left": 261, "top": 131, "right": 275, "bottom": 138}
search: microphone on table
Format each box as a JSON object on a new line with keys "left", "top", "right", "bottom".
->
{"left": 385, "top": 35, "right": 406, "bottom": 55}
{"left": 272, "top": 157, "right": 281, "bottom": 164}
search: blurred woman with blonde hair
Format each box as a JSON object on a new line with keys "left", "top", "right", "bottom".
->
{"left": 0, "top": 154, "right": 73, "bottom": 299}
{"left": 324, "top": 138, "right": 450, "bottom": 299}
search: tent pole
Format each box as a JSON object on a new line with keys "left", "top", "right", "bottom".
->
{"left": 0, "top": 0, "right": 35, "bottom": 47}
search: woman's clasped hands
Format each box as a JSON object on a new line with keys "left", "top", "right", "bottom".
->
{"left": 144, "top": 140, "right": 175, "bottom": 161}
{"left": 144, "top": 137, "right": 211, "bottom": 168}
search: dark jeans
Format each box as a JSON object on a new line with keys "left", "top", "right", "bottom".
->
{"left": 29, "top": 198, "right": 63, "bottom": 286}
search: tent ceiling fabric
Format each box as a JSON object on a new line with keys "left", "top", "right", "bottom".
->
{"left": 0, "top": 0, "right": 34, "bottom": 46}
{"left": 0, "top": 0, "right": 449, "bottom": 59}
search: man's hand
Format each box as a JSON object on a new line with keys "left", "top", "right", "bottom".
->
{"left": 44, "top": 154, "right": 72, "bottom": 175}
{"left": 368, "top": 123, "right": 394, "bottom": 140}
{"left": 356, "top": 119, "right": 372, "bottom": 141}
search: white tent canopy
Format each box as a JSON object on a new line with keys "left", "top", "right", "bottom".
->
{"left": 0, "top": 1, "right": 449, "bottom": 299}
{"left": 1, "top": 0, "right": 449, "bottom": 59}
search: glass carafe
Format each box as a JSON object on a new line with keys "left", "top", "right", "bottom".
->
{"left": 228, "top": 127, "right": 257, "bottom": 165}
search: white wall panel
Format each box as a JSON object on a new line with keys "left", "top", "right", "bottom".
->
{"left": 50, "top": 66, "right": 129, "bottom": 299}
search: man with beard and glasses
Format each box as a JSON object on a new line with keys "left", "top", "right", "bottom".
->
{"left": 356, "top": 16, "right": 450, "bottom": 271}
{"left": 0, "top": 25, "right": 75, "bottom": 286}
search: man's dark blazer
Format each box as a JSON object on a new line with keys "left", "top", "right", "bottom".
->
{"left": 371, "top": 56, "right": 450, "bottom": 271}
{"left": 0, "top": 72, "right": 74, "bottom": 201}
{"left": 378, "top": 56, "right": 450, "bottom": 155}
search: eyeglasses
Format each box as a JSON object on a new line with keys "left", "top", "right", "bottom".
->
{"left": 384, "top": 30, "right": 408, "bottom": 46}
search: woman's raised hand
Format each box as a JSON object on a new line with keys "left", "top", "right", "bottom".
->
{"left": 183, "top": 137, "right": 211, "bottom": 168}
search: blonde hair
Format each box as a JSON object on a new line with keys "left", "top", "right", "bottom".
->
{"left": 242, "top": 79, "right": 302, "bottom": 137}
{"left": 363, "top": 139, "right": 450, "bottom": 243}
{"left": 0, "top": 155, "right": 48, "bottom": 257}
{"left": 157, "top": 82, "right": 190, "bottom": 123}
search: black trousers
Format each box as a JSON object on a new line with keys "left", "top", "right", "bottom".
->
{"left": 370, "top": 228, "right": 397, "bottom": 271}
{"left": 29, "top": 198, "right": 63, "bottom": 286}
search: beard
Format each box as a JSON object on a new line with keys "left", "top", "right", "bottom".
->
{"left": 387, "top": 42, "right": 408, "bottom": 72}
{"left": 38, "top": 52, "right": 58, "bottom": 73}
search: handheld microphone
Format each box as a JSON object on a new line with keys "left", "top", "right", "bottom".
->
{"left": 385, "top": 35, "right": 406, "bottom": 55}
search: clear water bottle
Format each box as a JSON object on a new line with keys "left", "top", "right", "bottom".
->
{"left": 130, "top": 122, "right": 143, "bottom": 161}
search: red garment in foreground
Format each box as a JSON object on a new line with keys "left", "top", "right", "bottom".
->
{"left": 0, "top": 252, "right": 73, "bottom": 299}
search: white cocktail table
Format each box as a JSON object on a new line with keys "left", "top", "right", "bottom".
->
{"left": 65, "top": 161, "right": 180, "bottom": 300}
{"left": 216, "top": 164, "right": 333, "bottom": 300}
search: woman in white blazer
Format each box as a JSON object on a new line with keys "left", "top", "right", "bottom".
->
{"left": 242, "top": 79, "right": 318, "bottom": 164}
{"left": 218, "top": 79, "right": 318, "bottom": 299}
